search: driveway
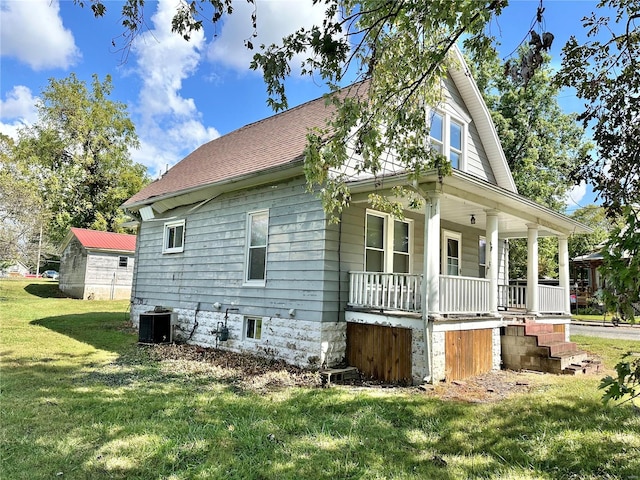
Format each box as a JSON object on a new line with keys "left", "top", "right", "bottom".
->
{"left": 570, "top": 322, "right": 640, "bottom": 341}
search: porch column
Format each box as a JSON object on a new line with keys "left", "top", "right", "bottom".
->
{"left": 427, "top": 193, "right": 441, "bottom": 317}
{"left": 526, "top": 223, "right": 539, "bottom": 315}
{"left": 558, "top": 235, "right": 571, "bottom": 314}
{"left": 486, "top": 211, "right": 499, "bottom": 315}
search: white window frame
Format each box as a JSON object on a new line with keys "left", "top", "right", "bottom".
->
{"left": 118, "top": 256, "right": 128, "bottom": 268}
{"left": 429, "top": 109, "right": 468, "bottom": 171}
{"left": 365, "top": 210, "right": 413, "bottom": 273}
{"left": 442, "top": 230, "right": 462, "bottom": 276}
{"left": 244, "top": 316, "right": 263, "bottom": 340}
{"left": 163, "top": 220, "right": 185, "bottom": 254}
{"left": 245, "top": 210, "right": 269, "bottom": 285}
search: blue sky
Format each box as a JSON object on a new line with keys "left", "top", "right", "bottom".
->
{"left": 1, "top": 0, "right": 604, "bottom": 211}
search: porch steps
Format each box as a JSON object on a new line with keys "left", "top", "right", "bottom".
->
{"left": 501, "top": 321, "right": 588, "bottom": 375}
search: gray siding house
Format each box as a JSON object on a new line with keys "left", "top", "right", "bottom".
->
{"left": 59, "top": 228, "right": 136, "bottom": 300}
{"left": 123, "top": 48, "right": 589, "bottom": 384}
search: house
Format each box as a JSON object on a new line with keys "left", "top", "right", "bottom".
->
{"left": 58, "top": 228, "right": 136, "bottom": 300}
{"left": 122, "top": 49, "right": 590, "bottom": 384}
{"left": 2, "top": 262, "right": 29, "bottom": 277}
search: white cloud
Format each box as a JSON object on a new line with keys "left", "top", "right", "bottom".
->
{"left": 0, "top": 85, "right": 39, "bottom": 139}
{"left": 207, "top": 0, "right": 332, "bottom": 73}
{"left": 0, "top": 0, "right": 80, "bottom": 70}
{"left": 131, "top": 0, "right": 220, "bottom": 177}
{"left": 566, "top": 181, "right": 587, "bottom": 208}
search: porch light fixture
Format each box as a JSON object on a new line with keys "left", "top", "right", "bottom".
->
{"left": 470, "top": 214, "right": 476, "bottom": 225}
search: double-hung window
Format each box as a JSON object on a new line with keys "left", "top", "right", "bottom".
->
{"left": 429, "top": 111, "right": 465, "bottom": 170}
{"left": 365, "top": 211, "right": 412, "bottom": 273}
{"left": 163, "top": 220, "right": 185, "bottom": 254}
{"left": 246, "top": 210, "right": 268, "bottom": 283}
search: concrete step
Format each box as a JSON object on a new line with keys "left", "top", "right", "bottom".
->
{"left": 546, "top": 341, "right": 579, "bottom": 356}
{"left": 524, "top": 322, "right": 554, "bottom": 335}
{"left": 535, "top": 332, "right": 566, "bottom": 345}
{"left": 551, "top": 350, "right": 589, "bottom": 371}
{"left": 563, "top": 358, "right": 602, "bottom": 375}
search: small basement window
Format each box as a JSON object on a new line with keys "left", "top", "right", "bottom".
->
{"left": 245, "top": 316, "right": 262, "bottom": 340}
{"left": 119, "top": 256, "right": 128, "bottom": 267}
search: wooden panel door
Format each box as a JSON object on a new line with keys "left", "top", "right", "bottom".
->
{"left": 346, "top": 322, "right": 412, "bottom": 384}
{"left": 445, "top": 328, "right": 493, "bottom": 381}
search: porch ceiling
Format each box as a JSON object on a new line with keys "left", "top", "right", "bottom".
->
{"left": 440, "top": 172, "right": 590, "bottom": 238}
{"left": 348, "top": 170, "right": 591, "bottom": 238}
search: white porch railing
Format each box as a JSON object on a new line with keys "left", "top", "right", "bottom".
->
{"left": 498, "top": 285, "right": 527, "bottom": 310}
{"left": 349, "top": 272, "right": 422, "bottom": 312}
{"left": 539, "top": 285, "right": 565, "bottom": 313}
{"left": 348, "top": 272, "right": 567, "bottom": 315}
{"left": 439, "top": 275, "right": 490, "bottom": 314}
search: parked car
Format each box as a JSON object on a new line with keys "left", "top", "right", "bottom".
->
{"left": 42, "top": 270, "right": 59, "bottom": 279}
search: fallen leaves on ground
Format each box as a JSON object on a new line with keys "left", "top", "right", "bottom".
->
{"left": 141, "top": 343, "right": 549, "bottom": 401}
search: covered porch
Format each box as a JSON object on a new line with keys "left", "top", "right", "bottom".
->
{"left": 345, "top": 171, "right": 587, "bottom": 319}
{"left": 341, "top": 172, "right": 590, "bottom": 384}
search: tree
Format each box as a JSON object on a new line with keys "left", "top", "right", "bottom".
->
{"left": 468, "top": 46, "right": 591, "bottom": 211}
{"left": 0, "top": 135, "right": 51, "bottom": 270}
{"left": 13, "top": 74, "right": 149, "bottom": 245}
{"left": 467, "top": 46, "right": 592, "bottom": 279}
{"left": 555, "top": 1, "right": 640, "bottom": 321}
{"left": 568, "top": 204, "right": 614, "bottom": 260}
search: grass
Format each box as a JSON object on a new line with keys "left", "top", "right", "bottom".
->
{"left": 1, "top": 279, "right": 639, "bottom": 479}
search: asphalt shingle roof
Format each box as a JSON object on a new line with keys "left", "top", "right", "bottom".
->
{"left": 123, "top": 88, "right": 351, "bottom": 207}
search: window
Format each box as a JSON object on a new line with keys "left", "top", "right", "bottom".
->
{"left": 429, "top": 111, "right": 465, "bottom": 170}
{"left": 119, "top": 256, "right": 128, "bottom": 268}
{"left": 365, "top": 211, "right": 412, "bottom": 273}
{"left": 246, "top": 210, "right": 268, "bottom": 282}
{"left": 442, "top": 230, "right": 462, "bottom": 276}
{"left": 245, "top": 316, "right": 262, "bottom": 340}
{"left": 479, "top": 237, "right": 486, "bottom": 278}
{"left": 163, "top": 220, "right": 185, "bottom": 253}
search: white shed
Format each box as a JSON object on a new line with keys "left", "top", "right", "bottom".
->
{"left": 58, "top": 228, "right": 136, "bottom": 300}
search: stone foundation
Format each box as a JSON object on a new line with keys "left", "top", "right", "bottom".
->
{"left": 131, "top": 304, "right": 346, "bottom": 368}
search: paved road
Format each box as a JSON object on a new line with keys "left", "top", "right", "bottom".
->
{"left": 570, "top": 323, "right": 640, "bottom": 341}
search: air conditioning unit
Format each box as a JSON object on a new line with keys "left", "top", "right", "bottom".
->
{"left": 138, "top": 311, "right": 175, "bottom": 344}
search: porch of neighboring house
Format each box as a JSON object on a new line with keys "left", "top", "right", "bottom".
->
{"left": 341, "top": 177, "right": 587, "bottom": 385}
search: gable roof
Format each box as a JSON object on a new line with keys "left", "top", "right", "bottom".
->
{"left": 124, "top": 49, "right": 516, "bottom": 213}
{"left": 62, "top": 228, "right": 137, "bottom": 253}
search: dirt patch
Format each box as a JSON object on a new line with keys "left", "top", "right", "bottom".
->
{"left": 142, "top": 343, "right": 550, "bottom": 401}
{"left": 417, "top": 370, "right": 538, "bottom": 403}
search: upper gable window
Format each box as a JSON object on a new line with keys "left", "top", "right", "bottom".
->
{"left": 430, "top": 111, "right": 465, "bottom": 170}
{"left": 163, "top": 220, "right": 185, "bottom": 254}
{"left": 246, "top": 210, "right": 269, "bottom": 284}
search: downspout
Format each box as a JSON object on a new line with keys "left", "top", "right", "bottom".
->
{"left": 413, "top": 181, "right": 433, "bottom": 384}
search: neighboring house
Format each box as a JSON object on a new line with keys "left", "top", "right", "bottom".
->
{"left": 123, "top": 49, "right": 590, "bottom": 384}
{"left": 58, "top": 228, "right": 136, "bottom": 300}
{"left": 2, "top": 262, "right": 29, "bottom": 277}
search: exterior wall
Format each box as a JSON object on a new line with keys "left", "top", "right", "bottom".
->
{"left": 443, "top": 76, "right": 497, "bottom": 185}
{"left": 131, "top": 176, "right": 346, "bottom": 367}
{"left": 83, "top": 252, "right": 135, "bottom": 300}
{"left": 132, "top": 302, "right": 346, "bottom": 368}
{"left": 59, "top": 237, "right": 88, "bottom": 299}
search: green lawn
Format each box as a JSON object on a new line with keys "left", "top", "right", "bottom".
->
{"left": 1, "top": 279, "right": 639, "bottom": 479}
